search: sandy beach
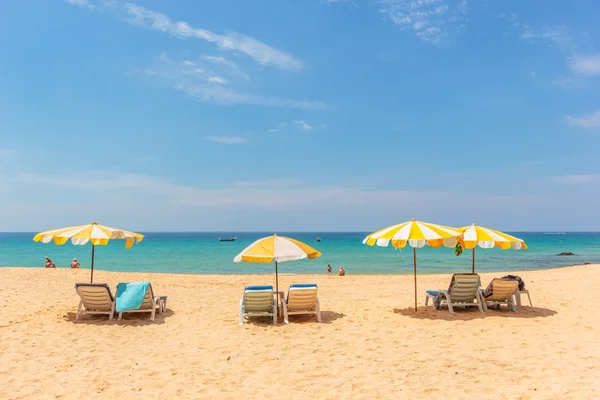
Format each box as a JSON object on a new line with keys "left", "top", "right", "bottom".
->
{"left": 1, "top": 265, "right": 599, "bottom": 399}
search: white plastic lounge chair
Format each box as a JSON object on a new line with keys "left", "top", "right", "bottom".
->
{"left": 282, "top": 284, "right": 322, "bottom": 324}
{"left": 117, "top": 283, "right": 167, "bottom": 322}
{"left": 482, "top": 279, "right": 519, "bottom": 312}
{"left": 75, "top": 283, "right": 116, "bottom": 320}
{"left": 424, "top": 273, "right": 485, "bottom": 315}
{"left": 239, "top": 285, "right": 277, "bottom": 326}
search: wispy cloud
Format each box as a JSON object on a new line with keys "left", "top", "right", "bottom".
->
{"left": 570, "top": 55, "right": 600, "bottom": 76}
{"left": 177, "top": 83, "right": 331, "bottom": 110}
{"left": 551, "top": 175, "right": 600, "bottom": 184}
{"left": 206, "top": 76, "right": 228, "bottom": 84}
{"left": 140, "top": 53, "right": 331, "bottom": 110}
{"left": 64, "top": 0, "right": 100, "bottom": 11}
{"left": 520, "top": 24, "right": 600, "bottom": 85}
{"left": 292, "top": 120, "right": 326, "bottom": 130}
{"left": 123, "top": 3, "right": 303, "bottom": 70}
{"left": 552, "top": 77, "right": 586, "bottom": 90}
{"left": 203, "top": 136, "right": 247, "bottom": 145}
{"left": 378, "top": 0, "right": 468, "bottom": 45}
{"left": 267, "top": 122, "right": 288, "bottom": 133}
{"left": 566, "top": 110, "right": 600, "bottom": 128}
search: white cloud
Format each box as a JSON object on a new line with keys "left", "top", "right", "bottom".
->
{"left": 551, "top": 175, "right": 600, "bottom": 184}
{"left": 552, "top": 77, "right": 586, "bottom": 89}
{"left": 206, "top": 76, "right": 228, "bottom": 84}
{"left": 176, "top": 82, "right": 331, "bottom": 110}
{"left": 566, "top": 110, "right": 600, "bottom": 128}
{"left": 141, "top": 54, "right": 331, "bottom": 110}
{"left": 124, "top": 3, "right": 303, "bottom": 70}
{"left": 292, "top": 120, "right": 326, "bottom": 130}
{"left": 203, "top": 136, "right": 247, "bottom": 145}
{"left": 378, "top": 0, "right": 468, "bottom": 45}
{"left": 267, "top": 122, "right": 288, "bottom": 133}
{"left": 64, "top": 0, "right": 100, "bottom": 11}
{"left": 201, "top": 56, "right": 239, "bottom": 70}
{"left": 570, "top": 55, "right": 600, "bottom": 76}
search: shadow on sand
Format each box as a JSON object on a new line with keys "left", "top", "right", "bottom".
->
{"left": 393, "top": 306, "right": 557, "bottom": 321}
{"left": 243, "top": 310, "right": 345, "bottom": 327}
{"left": 63, "top": 309, "right": 175, "bottom": 326}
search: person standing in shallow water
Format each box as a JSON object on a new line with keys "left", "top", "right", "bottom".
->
{"left": 327, "top": 264, "right": 332, "bottom": 273}
{"left": 338, "top": 266, "right": 345, "bottom": 276}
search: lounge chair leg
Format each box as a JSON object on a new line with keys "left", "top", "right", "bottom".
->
{"left": 118, "top": 312, "right": 123, "bottom": 320}
{"left": 76, "top": 300, "right": 83, "bottom": 320}
{"left": 447, "top": 301, "right": 456, "bottom": 316}
{"left": 316, "top": 298, "right": 322, "bottom": 323}
{"left": 109, "top": 302, "right": 115, "bottom": 321}
{"left": 150, "top": 304, "right": 156, "bottom": 322}
{"left": 526, "top": 291, "right": 532, "bottom": 307}
{"left": 239, "top": 299, "right": 244, "bottom": 326}
{"left": 283, "top": 300, "right": 289, "bottom": 324}
{"left": 425, "top": 296, "right": 429, "bottom": 306}
{"left": 273, "top": 300, "right": 277, "bottom": 325}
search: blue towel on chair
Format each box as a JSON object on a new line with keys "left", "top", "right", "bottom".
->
{"left": 116, "top": 282, "right": 150, "bottom": 312}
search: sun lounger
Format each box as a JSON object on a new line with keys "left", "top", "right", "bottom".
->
{"left": 239, "top": 285, "right": 277, "bottom": 326}
{"left": 116, "top": 282, "right": 167, "bottom": 322}
{"left": 282, "top": 284, "right": 322, "bottom": 324}
{"left": 482, "top": 279, "right": 519, "bottom": 312}
{"left": 75, "top": 283, "right": 116, "bottom": 320}
{"left": 424, "top": 273, "right": 485, "bottom": 315}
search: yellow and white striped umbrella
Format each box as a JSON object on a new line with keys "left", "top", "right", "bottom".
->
{"left": 460, "top": 224, "right": 527, "bottom": 250}
{"left": 363, "top": 219, "right": 463, "bottom": 311}
{"left": 363, "top": 219, "right": 462, "bottom": 249}
{"left": 459, "top": 224, "right": 527, "bottom": 272}
{"left": 33, "top": 222, "right": 144, "bottom": 247}
{"left": 33, "top": 222, "right": 144, "bottom": 282}
{"left": 234, "top": 234, "right": 321, "bottom": 293}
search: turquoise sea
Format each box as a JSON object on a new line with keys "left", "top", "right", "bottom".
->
{"left": 0, "top": 232, "right": 599, "bottom": 275}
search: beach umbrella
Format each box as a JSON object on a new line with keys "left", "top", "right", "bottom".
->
{"left": 233, "top": 234, "right": 321, "bottom": 294}
{"left": 33, "top": 222, "right": 144, "bottom": 283}
{"left": 458, "top": 224, "right": 527, "bottom": 273}
{"left": 363, "top": 219, "right": 462, "bottom": 311}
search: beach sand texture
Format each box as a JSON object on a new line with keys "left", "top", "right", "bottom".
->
{"left": 1, "top": 265, "right": 599, "bottom": 399}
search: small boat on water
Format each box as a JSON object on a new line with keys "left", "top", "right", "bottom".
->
{"left": 316, "top": 237, "right": 321, "bottom": 242}
{"left": 219, "top": 237, "right": 237, "bottom": 242}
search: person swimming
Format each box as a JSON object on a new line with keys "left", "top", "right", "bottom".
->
{"left": 70, "top": 258, "right": 80, "bottom": 269}
{"left": 327, "top": 264, "right": 332, "bottom": 273}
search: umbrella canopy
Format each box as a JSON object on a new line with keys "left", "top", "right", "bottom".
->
{"left": 234, "top": 234, "right": 321, "bottom": 293}
{"left": 459, "top": 224, "right": 527, "bottom": 272}
{"left": 363, "top": 219, "right": 462, "bottom": 311}
{"left": 33, "top": 222, "right": 144, "bottom": 283}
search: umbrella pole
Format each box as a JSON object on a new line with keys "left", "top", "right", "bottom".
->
{"left": 472, "top": 248, "right": 475, "bottom": 273}
{"left": 90, "top": 244, "right": 95, "bottom": 283}
{"left": 275, "top": 261, "right": 279, "bottom": 295}
{"left": 413, "top": 247, "right": 417, "bottom": 312}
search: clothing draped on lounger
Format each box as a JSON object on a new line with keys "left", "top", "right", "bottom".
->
{"left": 116, "top": 282, "right": 150, "bottom": 312}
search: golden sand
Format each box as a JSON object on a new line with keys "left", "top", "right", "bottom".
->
{"left": 1, "top": 265, "right": 599, "bottom": 399}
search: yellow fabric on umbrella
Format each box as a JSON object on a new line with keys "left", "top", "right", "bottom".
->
{"left": 234, "top": 234, "right": 321, "bottom": 263}
{"left": 458, "top": 224, "right": 527, "bottom": 273}
{"left": 363, "top": 219, "right": 462, "bottom": 249}
{"left": 233, "top": 234, "right": 321, "bottom": 294}
{"left": 33, "top": 222, "right": 144, "bottom": 283}
{"left": 33, "top": 222, "right": 144, "bottom": 247}
{"left": 459, "top": 224, "right": 527, "bottom": 250}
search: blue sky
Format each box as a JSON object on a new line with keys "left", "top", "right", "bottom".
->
{"left": 1, "top": 0, "right": 599, "bottom": 231}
